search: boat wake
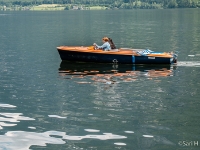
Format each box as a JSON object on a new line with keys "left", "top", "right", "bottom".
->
{"left": 175, "top": 61, "right": 200, "bottom": 67}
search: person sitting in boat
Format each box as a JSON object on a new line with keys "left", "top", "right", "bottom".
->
{"left": 93, "top": 37, "right": 111, "bottom": 51}
{"left": 108, "top": 38, "right": 116, "bottom": 49}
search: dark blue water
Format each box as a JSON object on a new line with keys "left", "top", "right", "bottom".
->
{"left": 0, "top": 9, "right": 200, "bottom": 150}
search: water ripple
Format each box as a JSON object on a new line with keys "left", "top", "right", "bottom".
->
{"left": 48, "top": 115, "right": 67, "bottom": 119}
{"left": 0, "top": 104, "right": 16, "bottom": 108}
{"left": 0, "top": 104, "right": 35, "bottom": 130}
{"left": 0, "top": 130, "right": 127, "bottom": 149}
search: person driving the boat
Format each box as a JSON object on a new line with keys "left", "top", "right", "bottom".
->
{"left": 93, "top": 37, "right": 111, "bottom": 51}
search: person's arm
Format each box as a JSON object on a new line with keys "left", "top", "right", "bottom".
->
{"left": 96, "top": 42, "right": 108, "bottom": 49}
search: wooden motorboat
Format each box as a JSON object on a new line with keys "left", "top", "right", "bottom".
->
{"left": 57, "top": 46, "right": 178, "bottom": 64}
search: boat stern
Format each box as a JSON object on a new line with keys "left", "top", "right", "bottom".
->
{"left": 171, "top": 52, "right": 178, "bottom": 63}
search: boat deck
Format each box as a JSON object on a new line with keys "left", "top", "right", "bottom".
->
{"left": 57, "top": 46, "right": 173, "bottom": 58}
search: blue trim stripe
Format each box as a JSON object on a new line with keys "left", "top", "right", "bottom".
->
{"left": 132, "top": 55, "right": 135, "bottom": 64}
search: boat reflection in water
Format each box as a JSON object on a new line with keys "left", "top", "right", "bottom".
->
{"left": 58, "top": 61, "right": 176, "bottom": 84}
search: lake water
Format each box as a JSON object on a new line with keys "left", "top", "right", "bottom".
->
{"left": 0, "top": 9, "right": 200, "bottom": 150}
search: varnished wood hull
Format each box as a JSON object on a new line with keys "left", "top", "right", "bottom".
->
{"left": 57, "top": 46, "right": 177, "bottom": 64}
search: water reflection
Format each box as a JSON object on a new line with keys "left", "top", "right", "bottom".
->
{"left": 0, "top": 103, "right": 35, "bottom": 130}
{"left": 0, "top": 130, "right": 127, "bottom": 149}
{"left": 0, "top": 102, "right": 127, "bottom": 149}
{"left": 58, "top": 61, "right": 176, "bottom": 84}
{"left": 56, "top": 61, "right": 180, "bottom": 149}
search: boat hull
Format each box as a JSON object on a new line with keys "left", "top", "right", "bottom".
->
{"left": 57, "top": 46, "right": 176, "bottom": 64}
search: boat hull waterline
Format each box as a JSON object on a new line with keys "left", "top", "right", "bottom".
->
{"left": 57, "top": 46, "right": 178, "bottom": 64}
